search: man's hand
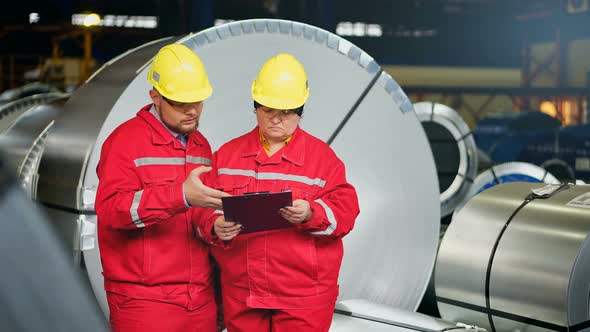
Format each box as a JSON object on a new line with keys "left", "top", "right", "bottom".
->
{"left": 279, "top": 199, "right": 312, "bottom": 224}
{"left": 183, "top": 166, "right": 229, "bottom": 209}
{"left": 214, "top": 216, "right": 241, "bottom": 241}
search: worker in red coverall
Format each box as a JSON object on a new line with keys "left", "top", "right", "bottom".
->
{"left": 194, "top": 53, "right": 360, "bottom": 332}
{"left": 95, "top": 43, "right": 228, "bottom": 332}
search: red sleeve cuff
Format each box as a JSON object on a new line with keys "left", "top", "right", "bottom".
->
{"left": 170, "top": 183, "right": 189, "bottom": 214}
{"left": 294, "top": 200, "right": 329, "bottom": 232}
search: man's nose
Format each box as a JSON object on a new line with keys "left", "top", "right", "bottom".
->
{"left": 185, "top": 103, "right": 202, "bottom": 115}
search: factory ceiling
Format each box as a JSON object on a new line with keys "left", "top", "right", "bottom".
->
{"left": 0, "top": 0, "right": 589, "bottom": 67}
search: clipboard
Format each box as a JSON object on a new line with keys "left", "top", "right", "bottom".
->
{"left": 221, "top": 191, "right": 293, "bottom": 234}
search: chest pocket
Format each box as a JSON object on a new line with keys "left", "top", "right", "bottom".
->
{"left": 283, "top": 183, "right": 320, "bottom": 201}
{"left": 219, "top": 178, "right": 251, "bottom": 196}
{"left": 142, "top": 169, "right": 178, "bottom": 187}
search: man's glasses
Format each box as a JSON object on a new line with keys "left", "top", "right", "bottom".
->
{"left": 161, "top": 95, "right": 200, "bottom": 113}
{"left": 258, "top": 107, "right": 298, "bottom": 120}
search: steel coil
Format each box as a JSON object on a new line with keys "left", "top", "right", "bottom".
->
{"left": 414, "top": 102, "right": 477, "bottom": 217}
{"left": 437, "top": 182, "right": 590, "bottom": 332}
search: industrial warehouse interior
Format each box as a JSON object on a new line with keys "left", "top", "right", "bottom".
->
{"left": 1, "top": 1, "right": 590, "bottom": 332}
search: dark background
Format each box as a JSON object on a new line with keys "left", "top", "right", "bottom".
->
{"left": 2, "top": 0, "right": 589, "bottom": 67}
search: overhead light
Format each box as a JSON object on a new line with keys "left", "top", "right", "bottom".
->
{"left": 29, "top": 12, "right": 40, "bottom": 24}
{"left": 336, "top": 22, "right": 382, "bottom": 37}
{"left": 72, "top": 13, "right": 158, "bottom": 29}
{"left": 540, "top": 101, "right": 557, "bottom": 118}
{"left": 83, "top": 13, "right": 101, "bottom": 27}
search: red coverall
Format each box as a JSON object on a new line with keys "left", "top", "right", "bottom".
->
{"left": 95, "top": 105, "right": 216, "bottom": 332}
{"left": 195, "top": 126, "right": 360, "bottom": 332}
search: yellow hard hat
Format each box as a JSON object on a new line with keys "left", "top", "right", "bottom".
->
{"left": 147, "top": 44, "right": 212, "bottom": 103}
{"left": 251, "top": 53, "right": 309, "bottom": 110}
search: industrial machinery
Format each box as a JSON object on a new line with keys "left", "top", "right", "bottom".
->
{"left": 473, "top": 110, "right": 561, "bottom": 162}
{"left": 520, "top": 123, "right": 590, "bottom": 183}
{"left": 473, "top": 110, "right": 586, "bottom": 183}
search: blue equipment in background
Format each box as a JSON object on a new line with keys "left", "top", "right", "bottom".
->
{"left": 473, "top": 111, "right": 590, "bottom": 182}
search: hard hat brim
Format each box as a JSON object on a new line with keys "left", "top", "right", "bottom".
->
{"left": 251, "top": 80, "right": 308, "bottom": 110}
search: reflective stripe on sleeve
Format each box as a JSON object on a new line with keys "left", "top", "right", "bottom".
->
{"left": 311, "top": 199, "right": 336, "bottom": 235}
{"left": 130, "top": 190, "right": 145, "bottom": 228}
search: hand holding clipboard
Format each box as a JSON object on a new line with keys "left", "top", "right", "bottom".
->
{"left": 221, "top": 191, "right": 293, "bottom": 234}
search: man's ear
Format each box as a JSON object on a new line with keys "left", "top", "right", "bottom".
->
{"left": 148, "top": 88, "right": 158, "bottom": 102}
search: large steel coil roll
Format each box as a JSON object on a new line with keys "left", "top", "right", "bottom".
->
{"left": 413, "top": 102, "right": 477, "bottom": 217}
{"left": 0, "top": 155, "right": 108, "bottom": 332}
{"left": 0, "top": 93, "right": 69, "bottom": 134}
{"left": 423, "top": 164, "right": 559, "bottom": 317}
{"left": 0, "top": 98, "right": 68, "bottom": 199}
{"left": 453, "top": 161, "right": 560, "bottom": 214}
{"left": 436, "top": 182, "right": 590, "bottom": 332}
{"left": 2, "top": 19, "right": 441, "bottom": 321}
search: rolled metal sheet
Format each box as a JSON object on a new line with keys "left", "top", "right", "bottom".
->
{"left": 0, "top": 156, "right": 108, "bottom": 332}
{"left": 436, "top": 182, "right": 590, "bottom": 332}
{"left": 0, "top": 98, "right": 68, "bottom": 198}
{"left": 454, "top": 161, "right": 559, "bottom": 214}
{"left": 0, "top": 93, "right": 69, "bottom": 135}
{"left": 331, "top": 299, "right": 468, "bottom": 332}
{"left": 9, "top": 19, "right": 440, "bottom": 317}
{"left": 413, "top": 102, "right": 477, "bottom": 217}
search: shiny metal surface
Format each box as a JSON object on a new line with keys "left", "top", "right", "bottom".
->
{"left": 0, "top": 99, "right": 67, "bottom": 198}
{"left": 437, "top": 182, "right": 590, "bottom": 332}
{"left": 413, "top": 102, "right": 477, "bottom": 217}
{"left": 0, "top": 93, "right": 68, "bottom": 134}
{"left": 0, "top": 158, "right": 108, "bottom": 332}
{"left": 43, "top": 206, "right": 84, "bottom": 265}
{"left": 334, "top": 299, "right": 464, "bottom": 332}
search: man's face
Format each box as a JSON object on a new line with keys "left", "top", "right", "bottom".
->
{"left": 255, "top": 105, "right": 300, "bottom": 142}
{"left": 150, "top": 89, "right": 203, "bottom": 135}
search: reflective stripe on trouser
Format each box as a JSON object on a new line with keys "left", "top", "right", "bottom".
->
{"left": 107, "top": 292, "right": 217, "bottom": 332}
{"left": 222, "top": 293, "right": 335, "bottom": 332}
